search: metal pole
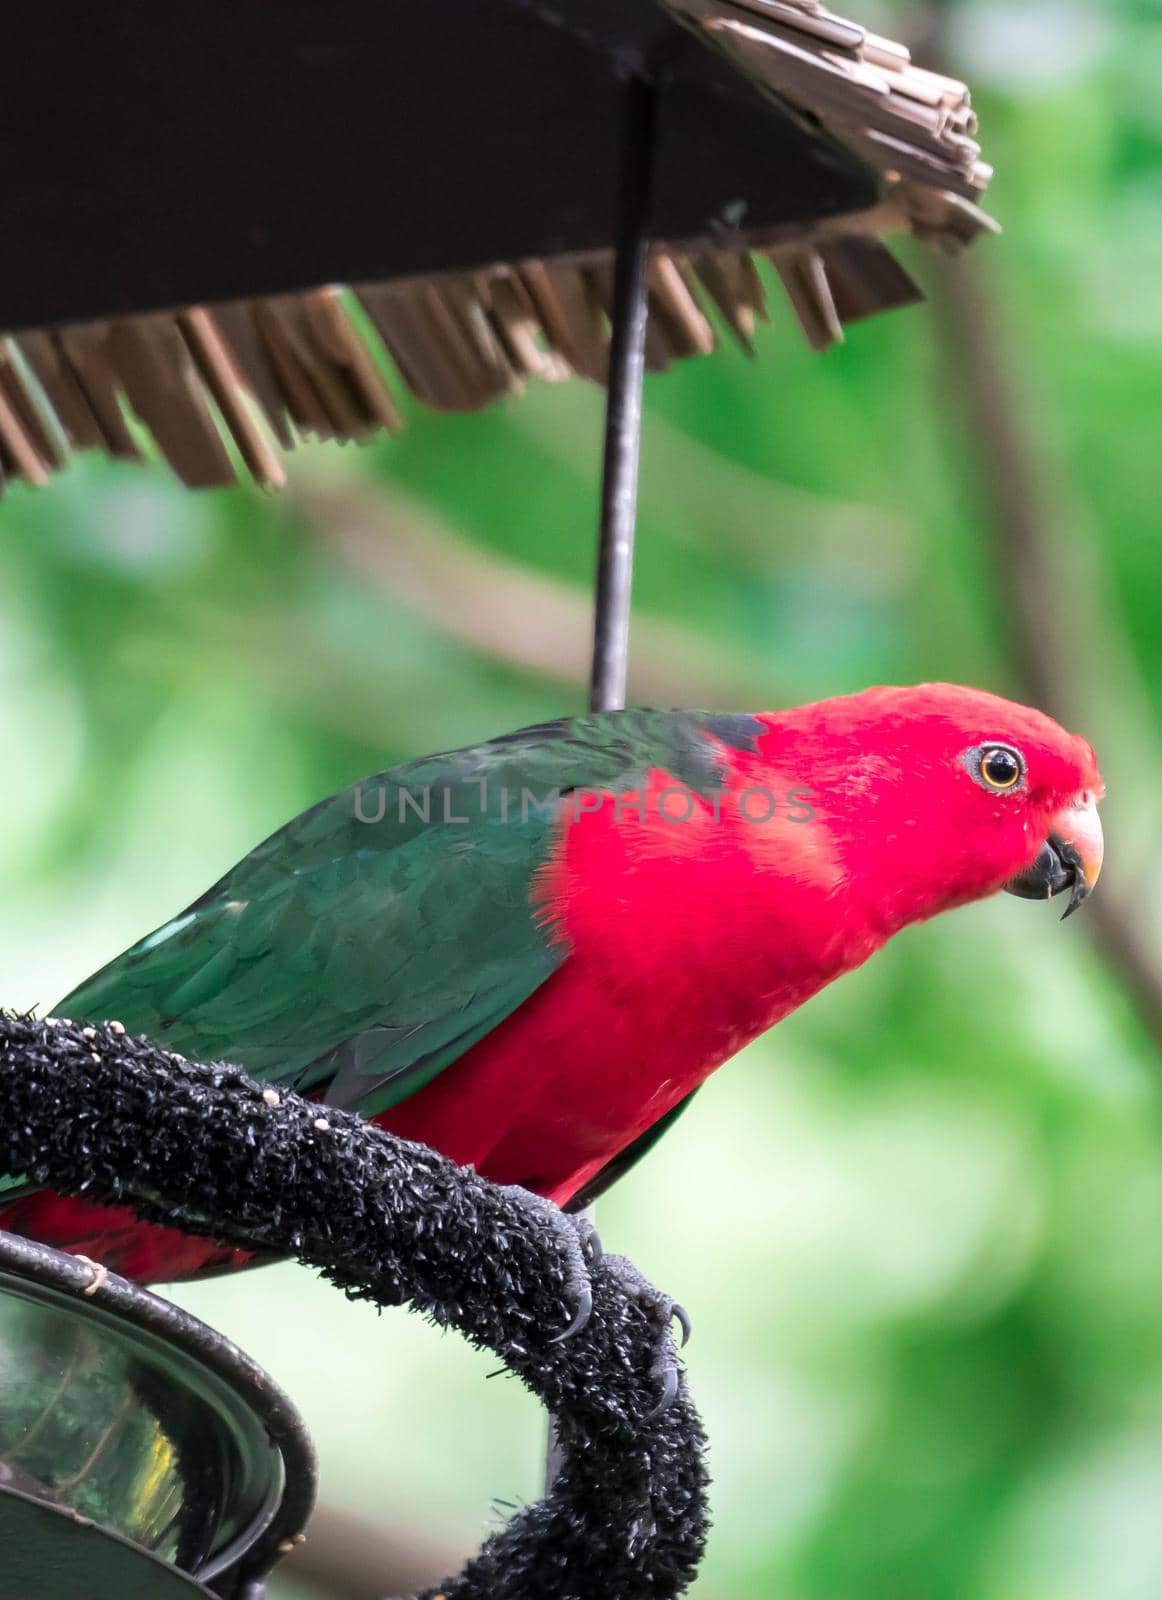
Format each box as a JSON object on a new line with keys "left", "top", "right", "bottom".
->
{"left": 589, "top": 71, "right": 655, "bottom": 717}
{"left": 547, "top": 71, "right": 655, "bottom": 1491}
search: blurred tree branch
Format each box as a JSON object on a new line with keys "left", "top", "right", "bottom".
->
{"left": 279, "top": 1503, "right": 454, "bottom": 1599}
{"left": 512, "top": 384, "right": 910, "bottom": 574}
{"left": 928, "top": 249, "right": 1162, "bottom": 1050}
{"left": 290, "top": 477, "right": 756, "bottom": 705}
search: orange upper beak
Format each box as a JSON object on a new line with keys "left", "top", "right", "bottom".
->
{"left": 1054, "top": 794, "right": 1104, "bottom": 892}
{"left": 1005, "top": 793, "right": 1103, "bottom": 918}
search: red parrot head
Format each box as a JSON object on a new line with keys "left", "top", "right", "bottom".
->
{"left": 764, "top": 683, "right": 1103, "bottom": 933}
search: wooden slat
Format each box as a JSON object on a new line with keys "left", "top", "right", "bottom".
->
{"left": 486, "top": 275, "right": 560, "bottom": 380}
{"left": 719, "top": 0, "right": 866, "bottom": 54}
{"left": 418, "top": 283, "right": 500, "bottom": 405}
{"left": 358, "top": 284, "right": 477, "bottom": 411}
{"left": 735, "top": 251, "right": 771, "bottom": 323}
{"left": 689, "top": 252, "right": 758, "bottom": 351}
{"left": 523, "top": 264, "right": 608, "bottom": 382}
{"left": 817, "top": 235, "right": 923, "bottom": 323}
{"left": 300, "top": 289, "right": 405, "bottom": 434}
{"left": 251, "top": 299, "right": 338, "bottom": 439}
{"left": 770, "top": 248, "right": 844, "bottom": 350}
{"left": 0, "top": 380, "right": 49, "bottom": 485}
{"left": 15, "top": 331, "right": 105, "bottom": 450}
{"left": 0, "top": 344, "right": 65, "bottom": 470}
{"left": 108, "top": 316, "right": 237, "bottom": 487}
{"left": 56, "top": 325, "right": 144, "bottom": 462}
{"left": 648, "top": 255, "right": 716, "bottom": 357}
{"left": 268, "top": 296, "right": 369, "bottom": 440}
{"left": 179, "top": 309, "right": 288, "bottom": 489}
{"left": 441, "top": 279, "right": 520, "bottom": 401}
{"left": 212, "top": 304, "right": 296, "bottom": 448}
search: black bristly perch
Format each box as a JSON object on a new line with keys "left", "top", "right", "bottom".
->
{"left": 0, "top": 1011, "right": 709, "bottom": 1600}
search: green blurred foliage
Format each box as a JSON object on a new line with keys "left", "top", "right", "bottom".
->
{"left": 2, "top": 5, "right": 1161, "bottom": 1597}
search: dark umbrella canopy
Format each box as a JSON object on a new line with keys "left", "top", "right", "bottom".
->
{"left": 0, "top": 0, "right": 993, "bottom": 491}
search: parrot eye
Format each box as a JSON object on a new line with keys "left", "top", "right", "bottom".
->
{"left": 971, "top": 744, "right": 1024, "bottom": 791}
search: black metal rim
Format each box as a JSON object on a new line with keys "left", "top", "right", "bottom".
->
{"left": 0, "top": 1231, "right": 317, "bottom": 1593}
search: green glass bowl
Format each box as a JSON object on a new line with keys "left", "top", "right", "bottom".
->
{"left": 0, "top": 1233, "right": 315, "bottom": 1594}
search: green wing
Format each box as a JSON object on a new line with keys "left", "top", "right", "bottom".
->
{"left": 56, "top": 710, "right": 763, "bottom": 1120}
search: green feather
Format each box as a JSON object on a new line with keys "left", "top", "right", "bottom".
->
{"left": 53, "top": 710, "right": 762, "bottom": 1120}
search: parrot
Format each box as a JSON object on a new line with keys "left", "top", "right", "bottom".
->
{"left": 1, "top": 682, "right": 1103, "bottom": 1286}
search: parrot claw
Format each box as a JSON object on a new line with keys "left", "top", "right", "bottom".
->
{"left": 551, "top": 1282, "right": 593, "bottom": 1343}
{"left": 646, "top": 1359, "right": 680, "bottom": 1422}
{"left": 499, "top": 1185, "right": 600, "bottom": 1343}
{"left": 671, "top": 1301, "right": 693, "bottom": 1349}
{"left": 599, "top": 1251, "right": 691, "bottom": 1417}
{"left": 572, "top": 1212, "right": 604, "bottom": 1267}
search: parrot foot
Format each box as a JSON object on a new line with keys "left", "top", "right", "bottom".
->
{"left": 601, "top": 1252, "right": 691, "bottom": 1419}
{"left": 498, "top": 1186, "right": 600, "bottom": 1343}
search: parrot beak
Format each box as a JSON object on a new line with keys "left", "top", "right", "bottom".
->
{"left": 1005, "top": 795, "right": 1104, "bottom": 919}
